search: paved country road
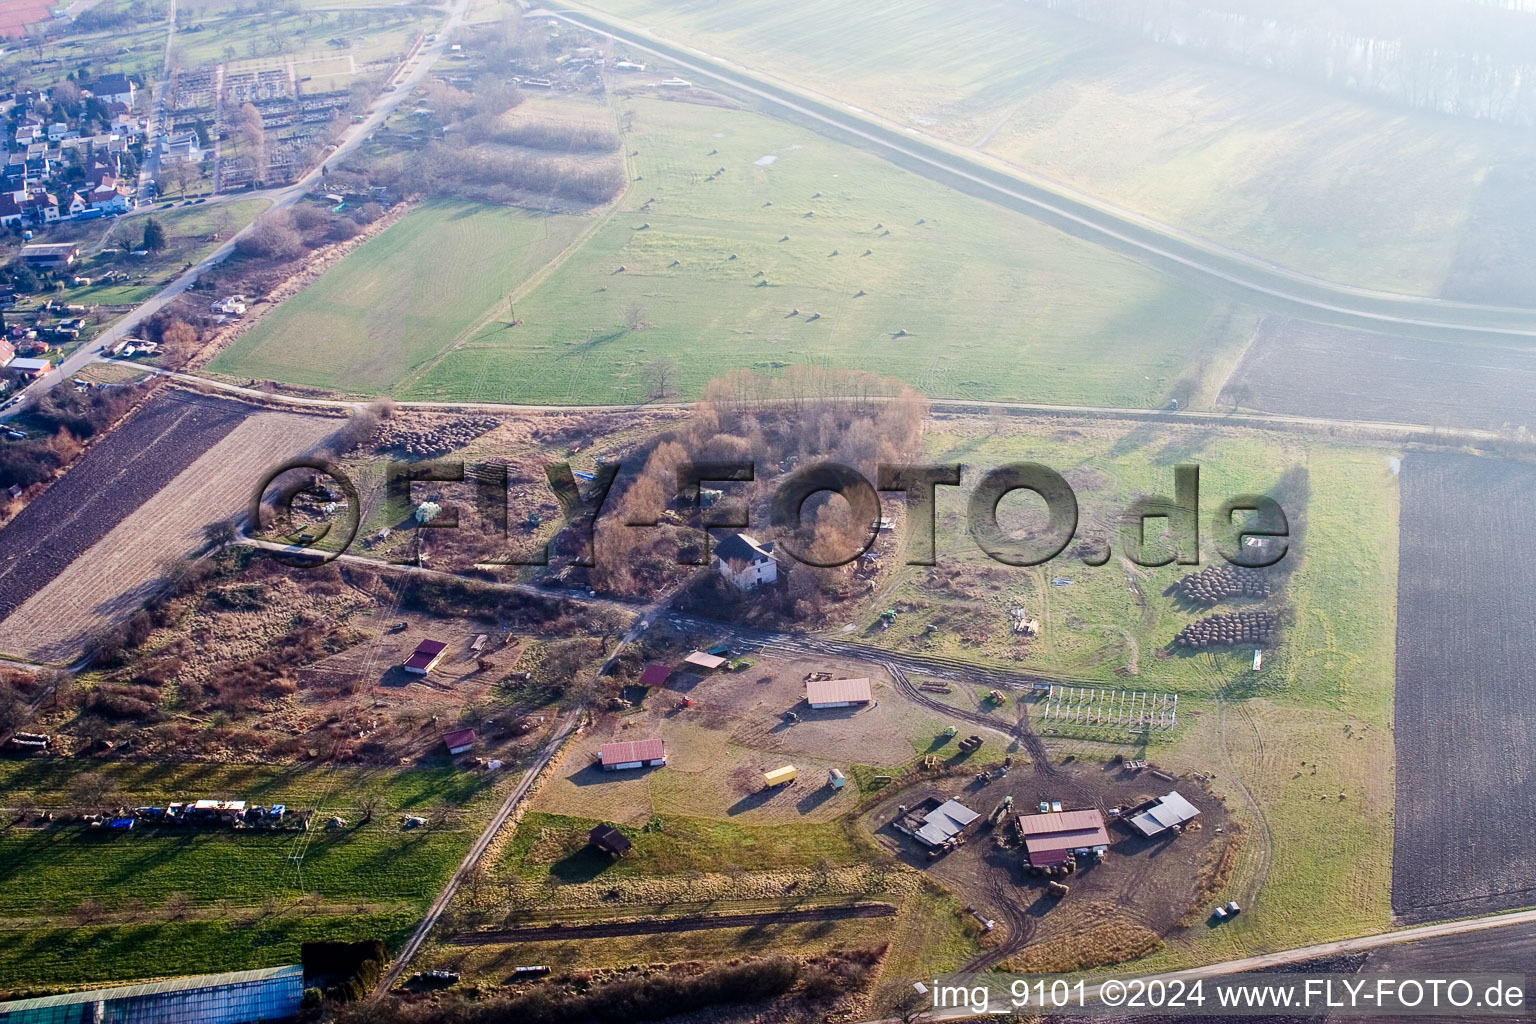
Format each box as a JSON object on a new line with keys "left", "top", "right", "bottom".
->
{"left": 535, "top": 4, "right": 1536, "bottom": 342}
{"left": 858, "top": 907, "right": 1536, "bottom": 1022}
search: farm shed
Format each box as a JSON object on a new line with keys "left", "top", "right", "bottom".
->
{"left": 403, "top": 639, "right": 448, "bottom": 675}
{"left": 895, "top": 798, "right": 980, "bottom": 847}
{"left": 683, "top": 650, "right": 728, "bottom": 670}
{"left": 1017, "top": 808, "right": 1110, "bottom": 866}
{"left": 588, "top": 823, "right": 632, "bottom": 856}
{"left": 805, "top": 677, "right": 873, "bottom": 708}
{"left": 0, "top": 964, "right": 303, "bottom": 1023}
{"left": 442, "top": 728, "right": 476, "bottom": 756}
{"left": 20, "top": 242, "right": 79, "bottom": 268}
{"left": 637, "top": 663, "right": 673, "bottom": 687}
{"left": 1129, "top": 791, "right": 1202, "bottom": 837}
{"left": 599, "top": 737, "right": 667, "bottom": 771}
{"left": 763, "top": 765, "right": 798, "bottom": 787}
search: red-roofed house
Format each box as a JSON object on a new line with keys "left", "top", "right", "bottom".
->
{"left": 90, "top": 180, "right": 130, "bottom": 213}
{"left": 403, "top": 639, "right": 448, "bottom": 675}
{"left": 442, "top": 728, "right": 476, "bottom": 755}
{"left": 598, "top": 737, "right": 666, "bottom": 771}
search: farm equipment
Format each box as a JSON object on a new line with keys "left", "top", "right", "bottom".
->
{"left": 987, "top": 795, "right": 1013, "bottom": 826}
{"left": 675, "top": 697, "right": 694, "bottom": 711}
{"left": 986, "top": 689, "right": 1007, "bottom": 705}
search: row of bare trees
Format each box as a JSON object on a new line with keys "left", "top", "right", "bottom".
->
{"left": 589, "top": 368, "right": 929, "bottom": 610}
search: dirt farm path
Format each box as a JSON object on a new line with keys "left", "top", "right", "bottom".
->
{"left": 450, "top": 902, "right": 897, "bottom": 944}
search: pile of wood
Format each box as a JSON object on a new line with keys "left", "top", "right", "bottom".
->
{"left": 1174, "top": 610, "right": 1277, "bottom": 648}
{"left": 1171, "top": 565, "right": 1270, "bottom": 605}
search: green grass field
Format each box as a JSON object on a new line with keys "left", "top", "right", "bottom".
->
{"left": 0, "top": 761, "right": 505, "bottom": 987}
{"left": 575, "top": 0, "right": 1535, "bottom": 299}
{"left": 207, "top": 200, "right": 590, "bottom": 393}
{"left": 862, "top": 420, "right": 1398, "bottom": 697}
{"left": 218, "top": 96, "right": 1239, "bottom": 407}
{"left": 502, "top": 811, "right": 870, "bottom": 882}
{"left": 0, "top": 913, "right": 418, "bottom": 990}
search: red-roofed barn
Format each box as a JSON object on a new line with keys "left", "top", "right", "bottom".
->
{"left": 403, "top": 639, "right": 448, "bottom": 675}
{"left": 598, "top": 738, "right": 667, "bottom": 771}
{"left": 442, "top": 728, "right": 476, "bottom": 755}
{"left": 1017, "top": 808, "right": 1110, "bottom": 867}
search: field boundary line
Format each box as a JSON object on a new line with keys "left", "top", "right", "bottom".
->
{"left": 135, "top": 365, "right": 1536, "bottom": 452}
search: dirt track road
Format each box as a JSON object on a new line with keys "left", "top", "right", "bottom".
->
{"left": 452, "top": 902, "right": 897, "bottom": 945}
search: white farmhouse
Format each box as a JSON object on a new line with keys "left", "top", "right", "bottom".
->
{"left": 713, "top": 532, "right": 778, "bottom": 590}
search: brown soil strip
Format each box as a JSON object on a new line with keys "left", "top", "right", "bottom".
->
{"left": 450, "top": 901, "right": 897, "bottom": 944}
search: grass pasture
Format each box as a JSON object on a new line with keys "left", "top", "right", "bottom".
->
{"left": 867, "top": 419, "right": 1400, "bottom": 698}
{"left": 0, "top": 761, "right": 505, "bottom": 986}
{"left": 502, "top": 811, "right": 870, "bottom": 883}
{"left": 207, "top": 200, "right": 589, "bottom": 394}
{"left": 213, "top": 96, "right": 1239, "bottom": 407}
{"left": 0, "top": 913, "right": 418, "bottom": 990}
{"left": 402, "top": 97, "right": 1236, "bottom": 407}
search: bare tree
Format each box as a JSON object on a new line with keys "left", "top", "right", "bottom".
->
{"left": 894, "top": 986, "right": 933, "bottom": 1024}
{"left": 203, "top": 519, "right": 238, "bottom": 549}
{"left": 356, "top": 784, "right": 383, "bottom": 824}
{"left": 644, "top": 356, "right": 678, "bottom": 401}
{"left": 159, "top": 319, "right": 200, "bottom": 368}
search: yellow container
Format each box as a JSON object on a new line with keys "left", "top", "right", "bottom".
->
{"left": 763, "top": 765, "right": 798, "bottom": 787}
